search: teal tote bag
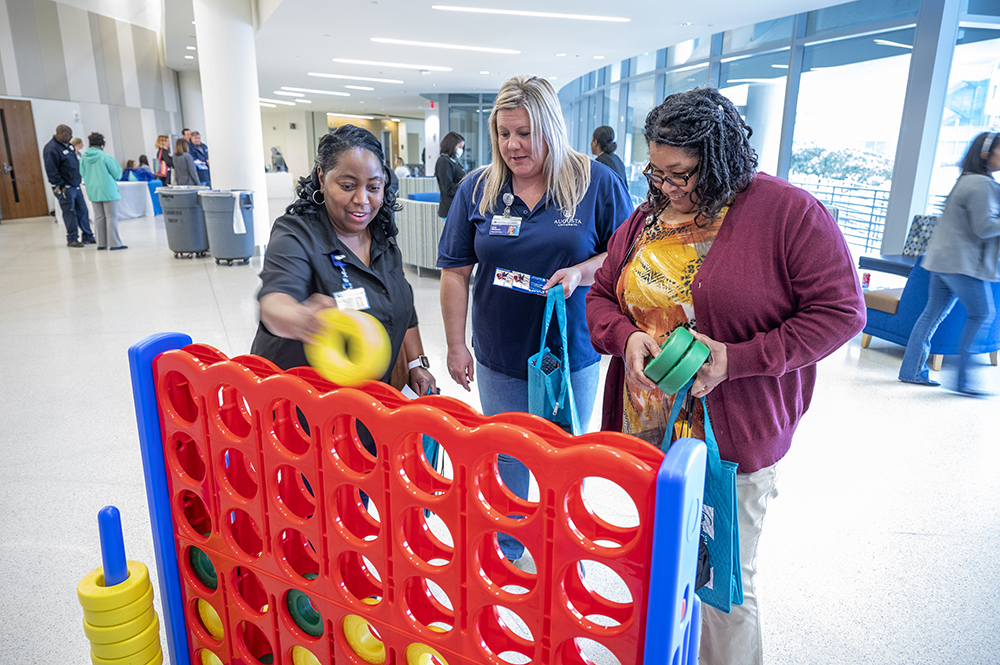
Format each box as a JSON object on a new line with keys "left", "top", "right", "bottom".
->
{"left": 527, "top": 288, "right": 581, "bottom": 435}
{"left": 664, "top": 380, "right": 743, "bottom": 613}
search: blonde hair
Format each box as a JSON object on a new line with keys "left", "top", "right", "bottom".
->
{"left": 475, "top": 75, "right": 591, "bottom": 219}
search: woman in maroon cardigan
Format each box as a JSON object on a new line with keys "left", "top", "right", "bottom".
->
{"left": 585, "top": 88, "right": 865, "bottom": 665}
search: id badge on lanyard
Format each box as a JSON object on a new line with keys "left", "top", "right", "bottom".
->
{"left": 489, "top": 192, "right": 522, "bottom": 237}
{"left": 330, "top": 254, "right": 370, "bottom": 310}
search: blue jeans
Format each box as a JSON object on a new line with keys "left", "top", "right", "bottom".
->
{"left": 56, "top": 186, "right": 94, "bottom": 242}
{"left": 899, "top": 271, "right": 995, "bottom": 391}
{"left": 476, "top": 360, "right": 600, "bottom": 560}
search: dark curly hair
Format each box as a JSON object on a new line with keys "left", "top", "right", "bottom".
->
{"left": 287, "top": 124, "right": 401, "bottom": 237}
{"left": 643, "top": 87, "right": 757, "bottom": 219}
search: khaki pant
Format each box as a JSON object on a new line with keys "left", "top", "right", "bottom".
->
{"left": 700, "top": 462, "right": 779, "bottom": 665}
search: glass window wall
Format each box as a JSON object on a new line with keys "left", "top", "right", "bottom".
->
{"left": 928, "top": 26, "right": 1000, "bottom": 208}
{"left": 723, "top": 18, "right": 794, "bottom": 54}
{"left": 806, "top": 0, "right": 919, "bottom": 37}
{"left": 624, "top": 76, "right": 657, "bottom": 203}
{"left": 719, "top": 50, "right": 790, "bottom": 175}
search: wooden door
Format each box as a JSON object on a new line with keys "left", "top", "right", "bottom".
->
{"left": 0, "top": 98, "right": 49, "bottom": 220}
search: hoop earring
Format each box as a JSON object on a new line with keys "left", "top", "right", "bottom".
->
{"left": 311, "top": 189, "right": 325, "bottom": 205}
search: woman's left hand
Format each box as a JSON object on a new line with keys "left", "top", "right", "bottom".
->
{"left": 543, "top": 267, "right": 583, "bottom": 299}
{"left": 690, "top": 331, "right": 728, "bottom": 398}
{"left": 408, "top": 367, "right": 438, "bottom": 396}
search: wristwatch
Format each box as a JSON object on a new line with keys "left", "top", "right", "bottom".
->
{"left": 407, "top": 355, "right": 430, "bottom": 371}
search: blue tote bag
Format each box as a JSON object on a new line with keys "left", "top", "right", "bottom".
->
{"left": 664, "top": 380, "right": 743, "bottom": 613}
{"left": 527, "top": 288, "right": 581, "bottom": 435}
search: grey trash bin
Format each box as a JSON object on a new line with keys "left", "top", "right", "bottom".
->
{"left": 199, "top": 190, "right": 255, "bottom": 265}
{"left": 157, "top": 186, "right": 209, "bottom": 258}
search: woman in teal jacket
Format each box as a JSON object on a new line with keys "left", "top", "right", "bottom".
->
{"left": 78, "top": 132, "right": 126, "bottom": 250}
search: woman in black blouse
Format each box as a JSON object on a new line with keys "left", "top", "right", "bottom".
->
{"left": 435, "top": 131, "right": 466, "bottom": 219}
{"left": 591, "top": 125, "right": 627, "bottom": 183}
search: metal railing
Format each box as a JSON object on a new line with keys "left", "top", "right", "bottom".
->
{"left": 790, "top": 180, "right": 890, "bottom": 254}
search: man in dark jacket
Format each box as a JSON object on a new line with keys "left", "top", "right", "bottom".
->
{"left": 189, "top": 131, "right": 211, "bottom": 187}
{"left": 43, "top": 124, "right": 94, "bottom": 247}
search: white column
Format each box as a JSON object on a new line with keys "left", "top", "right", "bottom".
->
{"left": 424, "top": 107, "right": 440, "bottom": 174}
{"left": 177, "top": 70, "right": 205, "bottom": 140}
{"left": 192, "top": 0, "right": 269, "bottom": 243}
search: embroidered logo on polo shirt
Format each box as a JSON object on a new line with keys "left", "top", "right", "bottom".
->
{"left": 555, "top": 210, "right": 582, "bottom": 227}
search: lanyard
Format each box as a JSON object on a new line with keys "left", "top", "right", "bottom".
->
{"left": 330, "top": 254, "right": 353, "bottom": 291}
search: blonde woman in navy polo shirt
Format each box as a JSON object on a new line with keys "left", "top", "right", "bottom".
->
{"left": 437, "top": 75, "right": 633, "bottom": 562}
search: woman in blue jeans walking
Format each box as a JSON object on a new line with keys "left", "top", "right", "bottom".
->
{"left": 899, "top": 131, "right": 1000, "bottom": 395}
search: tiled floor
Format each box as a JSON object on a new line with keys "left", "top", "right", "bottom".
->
{"left": 1, "top": 212, "right": 998, "bottom": 664}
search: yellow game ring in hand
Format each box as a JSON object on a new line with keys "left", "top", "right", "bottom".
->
{"left": 305, "top": 308, "right": 391, "bottom": 386}
{"left": 83, "top": 583, "right": 153, "bottom": 627}
{"left": 342, "top": 614, "right": 386, "bottom": 664}
{"left": 78, "top": 561, "right": 151, "bottom": 613}
{"left": 83, "top": 604, "right": 156, "bottom": 644}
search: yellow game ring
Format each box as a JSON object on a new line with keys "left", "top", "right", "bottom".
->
{"left": 90, "top": 641, "right": 162, "bottom": 665}
{"left": 83, "top": 584, "right": 154, "bottom": 627}
{"left": 342, "top": 614, "right": 386, "bottom": 664}
{"left": 405, "top": 636, "right": 449, "bottom": 665}
{"left": 83, "top": 604, "right": 156, "bottom": 644}
{"left": 196, "top": 598, "right": 225, "bottom": 641}
{"left": 199, "top": 650, "right": 224, "bottom": 665}
{"left": 292, "top": 645, "right": 322, "bottom": 665}
{"left": 78, "top": 561, "right": 151, "bottom": 613}
{"left": 90, "top": 614, "right": 160, "bottom": 660}
{"left": 305, "top": 308, "right": 390, "bottom": 386}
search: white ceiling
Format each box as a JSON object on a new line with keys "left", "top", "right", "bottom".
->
{"left": 165, "top": 0, "right": 848, "bottom": 118}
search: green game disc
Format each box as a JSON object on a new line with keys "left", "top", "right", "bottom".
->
{"left": 644, "top": 327, "right": 695, "bottom": 384}
{"left": 657, "top": 340, "right": 711, "bottom": 396}
{"left": 287, "top": 588, "right": 324, "bottom": 637}
{"left": 189, "top": 545, "right": 218, "bottom": 591}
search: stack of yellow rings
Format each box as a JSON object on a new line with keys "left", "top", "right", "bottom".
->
{"left": 305, "top": 308, "right": 391, "bottom": 386}
{"left": 77, "top": 561, "right": 163, "bottom": 665}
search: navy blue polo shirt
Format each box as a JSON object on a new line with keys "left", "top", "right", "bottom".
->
{"left": 438, "top": 160, "right": 633, "bottom": 379}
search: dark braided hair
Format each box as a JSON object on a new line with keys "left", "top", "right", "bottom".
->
{"left": 643, "top": 87, "right": 757, "bottom": 219}
{"left": 287, "top": 124, "right": 401, "bottom": 237}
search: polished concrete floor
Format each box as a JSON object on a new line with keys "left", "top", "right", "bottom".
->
{"left": 0, "top": 211, "right": 998, "bottom": 665}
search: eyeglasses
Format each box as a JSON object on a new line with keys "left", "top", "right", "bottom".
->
{"left": 643, "top": 162, "right": 699, "bottom": 187}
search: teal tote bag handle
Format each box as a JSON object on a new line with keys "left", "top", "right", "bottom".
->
{"left": 538, "top": 287, "right": 581, "bottom": 435}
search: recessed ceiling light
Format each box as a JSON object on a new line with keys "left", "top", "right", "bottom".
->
{"left": 593, "top": 55, "right": 605, "bottom": 59}
{"left": 370, "top": 38, "right": 519, "bottom": 54}
{"left": 308, "top": 72, "right": 405, "bottom": 84}
{"left": 294, "top": 99, "right": 312, "bottom": 103}
{"left": 555, "top": 53, "right": 566, "bottom": 57}
{"left": 771, "top": 64, "right": 789, "bottom": 69}
{"left": 333, "top": 58, "right": 451, "bottom": 72}
{"left": 259, "top": 97, "right": 296, "bottom": 106}
{"left": 186, "top": 46, "right": 197, "bottom": 51}
{"left": 274, "top": 91, "right": 304, "bottom": 97}
{"left": 184, "top": 56, "right": 194, "bottom": 59}
{"left": 391, "top": 118, "right": 400, "bottom": 122}
{"left": 480, "top": 71, "right": 490, "bottom": 74}
{"left": 259, "top": 102, "right": 276, "bottom": 108}
{"left": 680, "top": 21, "right": 694, "bottom": 26}
{"left": 345, "top": 85, "right": 375, "bottom": 91}
{"left": 282, "top": 86, "right": 351, "bottom": 97}
{"left": 548, "top": 76, "right": 557, "bottom": 80}
{"left": 431, "top": 6, "right": 629, "bottom": 22}
{"left": 327, "top": 112, "right": 375, "bottom": 120}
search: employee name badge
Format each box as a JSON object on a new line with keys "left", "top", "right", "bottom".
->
{"left": 330, "top": 253, "right": 370, "bottom": 310}
{"left": 493, "top": 267, "right": 547, "bottom": 295}
{"left": 490, "top": 192, "right": 522, "bottom": 236}
{"left": 334, "top": 287, "right": 370, "bottom": 311}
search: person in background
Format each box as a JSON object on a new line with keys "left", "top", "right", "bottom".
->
{"left": 435, "top": 131, "right": 466, "bottom": 220}
{"left": 182, "top": 128, "right": 191, "bottom": 143}
{"left": 78, "top": 132, "right": 126, "bottom": 251}
{"left": 591, "top": 125, "right": 627, "bottom": 183}
{"left": 586, "top": 88, "right": 865, "bottom": 665}
{"left": 271, "top": 147, "right": 288, "bottom": 172}
{"left": 121, "top": 158, "right": 156, "bottom": 182}
{"left": 386, "top": 159, "right": 400, "bottom": 195}
{"left": 251, "top": 124, "right": 436, "bottom": 400}
{"left": 437, "top": 75, "right": 633, "bottom": 562}
{"left": 138, "top": 155, "right": 152, "bottom": 173}
{"left": 124, "top": 159, "right": 136, "bottom": 169}
{"left": 190, "top": 131, "right": 211, "bottom": 187}
{"left": 153, "top": 135, "right": 172, "bottom": 187}
{"left": 70, "top": 137, "right": 84, "bottom": 156}
{"left": 43, "top": 124, "right": 95, "bottom": 248}
{"left": 393, "top": 156, "right": 410, "bottom": 179}
{"left": 173, "top": 139, "right": 200, "bottom": 186}
{"left": 899, "top": 131, "right": 1000, "bottom": 396}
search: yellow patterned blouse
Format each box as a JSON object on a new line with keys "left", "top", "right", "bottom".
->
{"left": 616, "top": 206, "right": 727, "bottom": 446}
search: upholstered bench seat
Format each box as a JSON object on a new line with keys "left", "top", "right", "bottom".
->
{"left": 863, "top": 288, "right": 904, "bottom": 315}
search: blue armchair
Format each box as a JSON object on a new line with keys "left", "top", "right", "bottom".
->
{"left": 861, "top": 255, "right": 1000, "bottom": 370}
